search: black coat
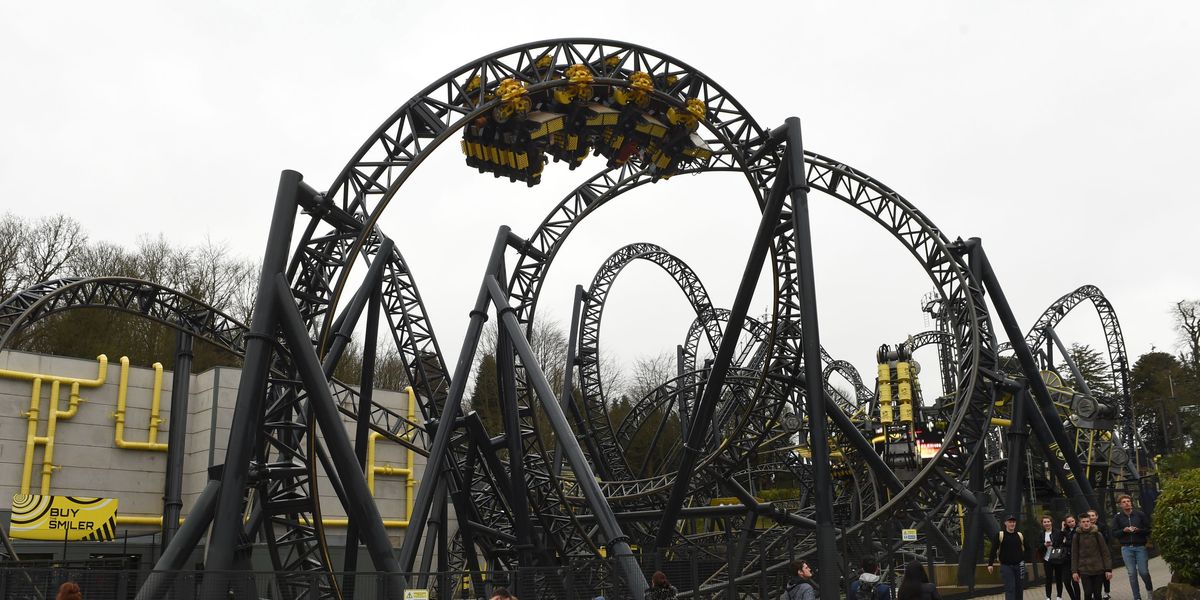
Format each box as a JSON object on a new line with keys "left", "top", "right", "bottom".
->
{"left": 1055, "top": 526, "right": 1077, "bottom": 559}
{"left": 1111, "top": 509, "right": 1152, "bottom": 546}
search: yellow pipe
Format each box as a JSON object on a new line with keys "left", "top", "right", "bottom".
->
{"left": 990, "top": 418, "right": 1012, "bottom": 428}
{"left": 10, "top": 356, "right": 109, "bottom": 495}
{"left": 39, "top": 380, "right": 63, "bottom": 494}
{"left": 20, "top": 378, "right": 43, "bottom": 495}
{"left": 117, "top": 513, "right": 412, "bottom": 529}
{"left": 405, "top": 387, "right": 416, "bottom": 521}
{"left": 364, "top": 387, "right": 419, "bottom": 520}
{"left": 1, "top": 354, "right": 108, "bottom": 385}
{"left": 113, "top": 358, "right": 167, "bottom": 451}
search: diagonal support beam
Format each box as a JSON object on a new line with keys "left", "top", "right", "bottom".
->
{"left": 485, "top": 275, "right": 646, "bottom": 600}
{"left": 968, "top": 237, "right": 1097, "bottom": 514}
{"left": 274, "top": 275, "right": 404, "bottom": 596}
{"left": 396, "top": 227, "right": 519, "bottom": 573}
{"left": 654, "top": 153, "right": 791, "bottom": 550}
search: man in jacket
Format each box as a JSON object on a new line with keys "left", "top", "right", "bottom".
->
{"left": 988, "top": 515, "right": 1026, "bottom": 600}
{"left": 1072, "top": 514, "right": 1112, "bottom": 600}
{"left": 1111, "top": 494, "right": 1153, "bottom": 600}
{"left": 784, "top": 560, "right": 817, "bottom": 600}
{"left": 848, "top": 557, "right": 893, "bottom": 600}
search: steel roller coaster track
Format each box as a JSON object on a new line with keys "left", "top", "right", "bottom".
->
{"left": 0, "top": 38, "right": 1155, "bottom": 600}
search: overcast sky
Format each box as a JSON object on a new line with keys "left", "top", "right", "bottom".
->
{"left": 3, "top": 2, "right": 1196, "bottom": 395}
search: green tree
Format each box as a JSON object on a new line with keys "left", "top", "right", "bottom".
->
{"left": 467, "top": 354, "right": 503, "bottom": 434}
{"left": 1130, "top": 351, "right": 1199, "bottom": 459}
{"left": 1055, "top": 342, "right": 1117, "bottom": 398}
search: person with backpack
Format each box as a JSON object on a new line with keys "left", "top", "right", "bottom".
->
{"left": 1057, "top": 515, "right": 1081, "bottom": 600}
{"left": 896, "top": 560, "right": 940, "bottom": 600}
{"left": 849, "top": 557, "right": 893, "bottom": 600}
{"left": 646, "top": 571, "right": 678, "bottom": 600}
{"left": 987, "top": 515, "right": 1027, "bottom": 600}
{"left": 783, "top": 560, "right": 817, "bottom": 600}
{"left": 1072, "top": 512, "right": 1112, "bottom": 600}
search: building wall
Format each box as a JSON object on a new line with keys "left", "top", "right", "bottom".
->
{"left": 0, "top": 349, "right": 438, "bottom": 566}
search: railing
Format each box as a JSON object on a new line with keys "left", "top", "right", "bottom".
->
{"left": 0, "top": 558, "right": 801, "bottom": 600}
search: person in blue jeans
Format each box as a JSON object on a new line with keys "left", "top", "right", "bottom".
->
{"left": 988, "top": 515, "right": 1027, "bottom": 600}
{"left": 1111, "top": 494, "right": 1153, "bottom": 600}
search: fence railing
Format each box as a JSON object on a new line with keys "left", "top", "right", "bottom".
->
{"left": 0, "top": 559, "right": 801, "bottom": 600}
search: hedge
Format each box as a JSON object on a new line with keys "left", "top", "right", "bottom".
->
{"left": 1154, "top": 467, "right": 1200, "bottom": 583}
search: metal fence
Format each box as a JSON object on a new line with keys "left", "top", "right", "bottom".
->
{"left": 0, "top": 558, "right": 803, "bottom": 600}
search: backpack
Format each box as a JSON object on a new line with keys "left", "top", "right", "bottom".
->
{"left": 855, "top": 580, "right": 879, "bottom": 600}
{"left": 781, "top": 582, "right": 804, "bottom": 600}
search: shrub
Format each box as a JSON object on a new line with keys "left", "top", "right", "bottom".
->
{"left": 1154, "top": 467, "right": 1200, "bottom": 583}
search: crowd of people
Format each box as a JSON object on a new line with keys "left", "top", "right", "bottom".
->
{"left": 771, "top": 493, "right": 1155, "bottom": 600}
{"left": 985, "top": 494, "right": 1154, "bottom": 600}
{"left": 43, "top": 495, "right": 1151, "bottom": 600}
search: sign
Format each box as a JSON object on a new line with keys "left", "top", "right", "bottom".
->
{"left": 902, "top": 528, "right": 918, "bottom": 542}
{"left": 404, "top": 591, "right": 430, "bottom": 600}
{"left": 10, "top": 494, "right": 118, "bottom": 541}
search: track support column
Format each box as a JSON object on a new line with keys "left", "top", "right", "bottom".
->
{"left": 968, "top": 237, "right": 1097, "bottom": 514}
{"left": 162, "top": 330, "right": 192, "bottom": 552}
{"left": 783, "top": 117, "right": 840, "bottom": 600}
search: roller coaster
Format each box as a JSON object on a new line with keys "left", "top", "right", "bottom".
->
{"left": 0, "top": 40, "right": 1156, "bottom": 600}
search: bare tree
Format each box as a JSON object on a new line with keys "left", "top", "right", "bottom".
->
{"left": 0, "top": 214, "right": 31, "bottom": 298}
{"left": 1175, "top": 300, "right": 1200, "bottom": 370}
{"left": 622, "top": 351, "right": 677, "bottom": 403}
{"left": 0, "top": 213, "right": 88, "bottom": 298}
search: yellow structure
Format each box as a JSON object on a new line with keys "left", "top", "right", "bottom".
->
{"left": 1, "top": 354, "right": 109, "bottom": 495}
{"left": 1, "top": 352, "right": 419, "bottom": 530}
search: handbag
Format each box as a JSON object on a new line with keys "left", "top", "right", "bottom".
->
{"left": 1046, "top": 546, "right": 1065, "bottom": 563}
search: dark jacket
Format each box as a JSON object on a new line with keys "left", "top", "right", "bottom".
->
{"left": 1111, "top": 509, "right": 1152, "bottom": 546}
{"left": 988, "top": 530, "right": 1025, "bottom": 566}
{"left": 1055, "top": 526, "right": 1077, "bottom": 560}
{"left": 897, "top": 581, "right": 940, "bottom": 600}
{"left": 1071, "top": 526, "right": 1112, "bottom": 575}
{"left": 646, "top": 584, "right": 678, "bottom": 600}
{"left": 785, "top": 576, "right": 817, "bottom": 600}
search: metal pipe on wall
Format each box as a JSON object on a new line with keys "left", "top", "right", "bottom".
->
{"left": 161, "top": 332, "right": 192, "bottom": 552}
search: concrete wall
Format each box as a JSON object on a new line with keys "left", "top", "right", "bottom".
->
{"left": 0, "top": 349, "right": 437, "bottom": 561}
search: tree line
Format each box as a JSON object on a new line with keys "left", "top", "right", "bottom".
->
{"left": 2, "top": 212, "right": 1197, "bottom": 475}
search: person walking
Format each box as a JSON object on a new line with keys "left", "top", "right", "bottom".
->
{"left": 1111, "top": 494, "right": 1154, "bottom": 600}
{"left": 897, "top": 560, "right": 941, "bottom": 600}
{"left": 988, "top": 515, "right": 1026, "bottom": 600}
{"left": 849, "top": 557, "right": 893, "bottom": 600}
{"left": 646, "top": 571, "right": 678, "bottom": 600}
{"left": 1086, "top": 509, "right": 1112, "bottom": 600}
{"left": 1041, "top": 515, "right": 1068, "bottom": 600}
{"left": 1058, "top": 515, "right": 1081, "bottom": 600}
{"left": 1072, "top": 513, "right": 1112, "bottom": 600}
{"left": 783, "top": 560, "right": 818, "bottom": 600}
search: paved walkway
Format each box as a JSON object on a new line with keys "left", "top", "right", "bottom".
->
{"left": 967, "top": 557, "right": 1172, "bottom": 600}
